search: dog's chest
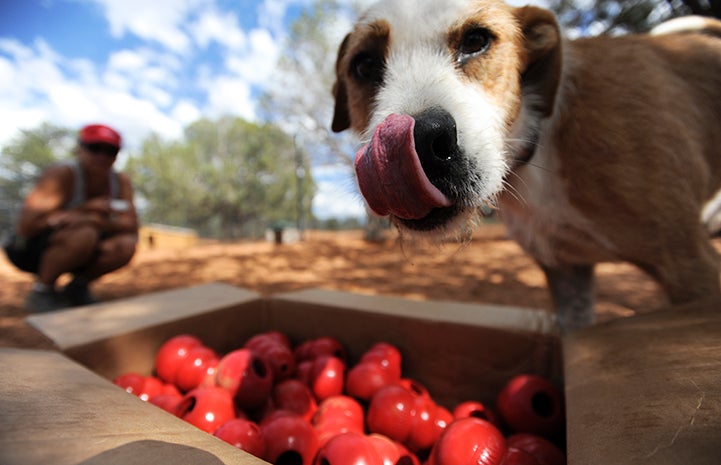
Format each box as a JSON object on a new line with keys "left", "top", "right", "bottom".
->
{"left": 498, "top": 151, "right": 618, "bottom": 266}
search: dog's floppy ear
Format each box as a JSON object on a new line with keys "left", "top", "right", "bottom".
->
{"left": 331, "top": 34, "right": 351, "bottom": 133}
{"left": 514, "top": 6, "right": 562, "bottom": 117}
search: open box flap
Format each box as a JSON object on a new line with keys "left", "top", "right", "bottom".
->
{"left": 26, "top": 282, "right": 260, "bottom": 351}
{"left": 564, "top": 296, "right": 721, "bottom": 465}
{"left": 0, "top": 348, "right": 266, "bottom": 465}
{"left": 26, "top": 283, "right": 264, "bottom": 378}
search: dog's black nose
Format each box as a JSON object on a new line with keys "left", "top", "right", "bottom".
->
{"left": 413, "top": 108, "right": 460, "bottom": 173}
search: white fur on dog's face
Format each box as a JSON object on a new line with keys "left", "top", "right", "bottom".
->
{"left": 335, "top": 0, "right": 530, "bottom": 236}
{"left": 367, "top": 2, "right": 509, "bottom": 201}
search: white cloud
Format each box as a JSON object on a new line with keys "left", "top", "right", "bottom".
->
{"left": 105, "top": 50, "right": 178, "bottom": 108}
{"left": 190, "top": 8, "right": 247, "bottom": 50}
{"left": 107, "top": 49, "right": 147, "bottom": 71}
{"left": 225, "top": 28, "right": 279, "bottom": 86}
{"left": 91, "top": 0, "right": 209, "bottom": 53}
{"left": 203, "top": 75, "right": 256, "bottom": 121}
{"left": 258, "top": 0, "right": 304, "bottom": 37}
{"left": 0, "top": 36, "right": 185, "bottom": 152}
{"left": 171, "top": 99, "right": 202, "bottom": 126}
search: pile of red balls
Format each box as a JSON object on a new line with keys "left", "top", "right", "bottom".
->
{"left": 113, "top": 331, "right": 566, "bottom": 465}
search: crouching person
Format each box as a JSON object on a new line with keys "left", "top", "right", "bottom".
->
{"left": 4, "top": 124, "right": 138, "bottom": 312}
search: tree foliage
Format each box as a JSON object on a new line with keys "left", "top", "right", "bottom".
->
{"left": 125, "top": 117, "right": 315, "bottom": 238}
{"left": 0, "top": 123, "right": 75, "bottom": 235}
{"left": 260, "top": 0, "right": 359, "bottom": 169}
{"left": 260, "top": 0, "right": 387, "bottom": 237}
{"left": 549, "top": 0, "right": 721, "bottom": 35}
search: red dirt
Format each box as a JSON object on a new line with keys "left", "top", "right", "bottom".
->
{"left": 1, "top": 224, "right": 688, "bottom": 350}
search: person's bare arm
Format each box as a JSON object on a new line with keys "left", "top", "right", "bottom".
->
{"left": 17, "top": 166, "right": 137, "bottom": 238}
{"left": 17, "top": 165, "right": 75, "bottom": 238}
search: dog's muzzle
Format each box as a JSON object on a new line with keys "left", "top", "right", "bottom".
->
{"left": 355, "top": 108, "right": 463, "bottom": 227}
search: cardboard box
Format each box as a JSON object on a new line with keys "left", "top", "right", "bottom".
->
{"left": 1, "top": 283, "right": 559, "bottom": 465}
{"left": 3, "top": 283, "right": 721, "bottom": 464}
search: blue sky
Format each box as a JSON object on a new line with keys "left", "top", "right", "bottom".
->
{"left": 0, "top": 0, "right": 325, "bottom": 140}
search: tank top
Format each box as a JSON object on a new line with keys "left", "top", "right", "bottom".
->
{"left": 62, "top": 159, "right": 120, "bottom": 209}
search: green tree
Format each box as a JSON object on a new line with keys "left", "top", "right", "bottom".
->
{"left": 0, "top": 123, "right": 75, "bottom": 234}
{"left": 260, "top": 0, "right": 358, "bottom": 167}
{"left": 259, "top": 0, "right": 386, "bottom": 239}
{"left": 126, "top": 117, "right": 315, "bottom": 239}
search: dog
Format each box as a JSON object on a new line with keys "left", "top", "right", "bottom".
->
{"left": 331, "top": 0, "right": 721, "bottom": 332}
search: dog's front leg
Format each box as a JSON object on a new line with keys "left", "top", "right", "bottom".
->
{"left": 540, "top": 264, "right": 595, "bottom": 332}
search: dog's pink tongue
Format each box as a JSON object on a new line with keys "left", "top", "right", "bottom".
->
{"left": 355, "top": 114, "right": 452, "bottom": 220}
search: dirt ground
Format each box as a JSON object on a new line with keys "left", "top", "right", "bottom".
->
{"left": 1, "top": 223, "right": 686, "bottom": 350}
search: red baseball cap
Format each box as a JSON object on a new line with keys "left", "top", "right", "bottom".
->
{"left": 79, "top": 124, "right": 122, "bottom": 149}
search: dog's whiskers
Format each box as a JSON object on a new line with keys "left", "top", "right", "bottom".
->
{"left": 501, "top": 171, "right": 529, "bottom": 207}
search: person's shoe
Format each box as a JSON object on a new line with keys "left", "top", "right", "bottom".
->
{"left": 25, "top": 289, "right": 68, "bottom": 313}
{"left": 62, "top": 279, "right": 99, "bottom": 306}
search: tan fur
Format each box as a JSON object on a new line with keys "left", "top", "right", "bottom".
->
{"left": 333, "top": 0, "right": 721, "bottom": 330}
{"left": 528, "top": 31, "right": 721, "bottom": 298}
{"left": 332, "top": 20, "right": 391, "bottom": 133}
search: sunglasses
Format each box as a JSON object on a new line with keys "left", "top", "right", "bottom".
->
{"left": 82, "top": 143, "right": 119, "bottom": 157}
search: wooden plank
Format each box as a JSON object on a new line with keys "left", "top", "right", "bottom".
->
{"left": 0, "top": 348, "right": 264, "bottom": 465}
{"left": 564, "top": 297, "right": 721, "bottom": 465}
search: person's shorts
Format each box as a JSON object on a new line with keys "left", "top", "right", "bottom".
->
{"left": 2, "top": 232, "right": 51, "bottom": 274}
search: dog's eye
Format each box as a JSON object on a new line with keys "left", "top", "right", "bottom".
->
{"left": 459, "top": 27, "right": 492, "bottom": 58}
{"left": 351, "top": 52, "right": 384, "bottom": 84}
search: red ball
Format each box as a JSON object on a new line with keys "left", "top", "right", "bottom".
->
{"left": 434, "top": 406, "right": 454, "bottom": 434}
{"left": 313, "top": 395, "right": 365, "bottom": 428}
{"left": 346, "top": 361, "right": 395, "bottom": 401}
{"left": 177, "top": 386, "right": 236, "bottom": 434}
{"left": 496, "top": 375, "right": 564, "bottom": 438}
{"left": 113, "top": 372, "right": 145, "bottom": 395}
{"left": 366, "top": 434, "right": 420, "bottom": 465}
{"left": 313, "top": 395, "right": 366, "bottom": 446}
{"left": 500, "top": 447, "right": 542, "bottom": 465}
{"left": 298, "top": 355, "right": 346, "bottom": 402}
{"left": 294, "top": 336, "right": 347, "bottom": 362}
{"left": 506, "top": 434, "right": 566, "bottom": 465}
{"left": 154, "top": 334, "right": 202, "bottom": 384}
{"left": 214, "top": 418, "right": 266, "bottom": 458}
{"left": 213, "top": 348, "right": 273, "bottom": 410}
{"left": 137, "top": 376, "right": 165, "bottom": 402}
{"left": 428, "top": 418, "right": 507, "bottom": 465}
{"left": 366, "top": 384, "right": 415, "bottom": 443}
{"left": 245, "top": 332, "right": 296, "bottom": 381}
{"left": 175, "top": 345, "right": 219, "bottom": 392}
{"left": 261, "top": 413, "right": 319, "bottom": 465}
{"left": 361, "top": 342, "right": 402, "bottom": 379}
{"left": 149, "top": 393, "right": 183, "bottom": 415}
{"left": 313, "top": 432, "right": 383, "bottom": 465}
{"left": 453, "top": 400, "right": 501, "bottom": 427}
{"left": 272, "top": 378, "right": 318, "bottom": 422}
